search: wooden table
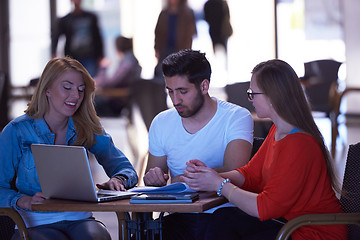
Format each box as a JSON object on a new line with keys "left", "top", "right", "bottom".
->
{"left": 32, "top": 192, "right": 227, "bottom": 240}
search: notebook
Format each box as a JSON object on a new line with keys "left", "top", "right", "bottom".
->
{"left": 128, "top": 182, "right": 196, "bottom": 194}
{"left": 130, "top": 192, "right": 199, "bottom": 204}
{"left": 31, "top": 144, "right": 137, "bottom": 202}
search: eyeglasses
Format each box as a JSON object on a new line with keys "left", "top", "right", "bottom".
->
{"left": 247, "top": 88, "right": 264, "bottom": 101}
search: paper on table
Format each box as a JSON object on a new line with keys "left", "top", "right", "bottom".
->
{"left": 129, "top": 182, "right": 196, "bottom": 194}
{"left": 96, "top": 189, "right": 138, "bottom": 197}
{"left": 98, "top": 182, "right": 196, "bottom": 195}
{"left": 130, "top": 192, "right": 199, "bottom": 204}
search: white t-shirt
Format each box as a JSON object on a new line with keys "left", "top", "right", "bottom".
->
{"left": 149, "top": 98, "right": 253, "bottom": 178}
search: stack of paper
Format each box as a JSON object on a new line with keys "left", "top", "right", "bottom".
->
{"left": 98, "top": 182, "right": 199, "bottom": 204}
{"left": 129, "top": 182, "right": 196, "bottom": 194}
{"left": 129, "top": 182, "right": 198, "bottom": 204}
{"left": 129, "top": 192, "right": 199, "bottom": 204}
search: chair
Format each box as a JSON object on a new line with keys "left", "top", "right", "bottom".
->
{"left": 0, "top": 164, "right": 29, "bottom": 240}
{"left": 329, "top": 84, "right": 360, "bottom": 157}
{"left": 250, "top": 137, "right": 265, "bottom": 159}
{"left": 225, "top": 82, "right": 272, "bottom": 138}
{"left": 225, "top": 81, "right": 254, "bottom": 112}
{"left": 130, "top": 79, "right": 168, "bottom": 131}
{"left": 0, "top": 207, "right": 29, "bottom": 240}
{"left": 301, "top": 59, "right": 342, "bottom": 116}
{"left": 275, "top": 142, "right": 360, "bottom": 240}
{"left": 128, "top": 79, "right": 168, "bottom": 185}
{"left": 0, "top": 204, "right": 129, "bottom": 240}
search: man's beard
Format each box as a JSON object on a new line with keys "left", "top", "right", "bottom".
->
{"left": 177, "top": 89, "right": 204, "bottom": 118}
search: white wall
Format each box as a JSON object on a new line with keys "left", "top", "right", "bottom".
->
{"left": 344, "top": 0, "right": 360, "bottom": 86}
{"left": 343, "top": 0, "right": 360, "bottom": 113}
{"left": 119, "top": 0, "right": 162, "bottom": 80}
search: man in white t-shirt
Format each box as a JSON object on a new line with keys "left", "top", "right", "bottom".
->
{"left": 143, "top": 49, "right": 253, "bottom": 240}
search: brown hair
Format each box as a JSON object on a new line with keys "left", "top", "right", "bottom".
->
{"left": 25, "top": 57, "right": 102, "bottom": 148}
{"left": 252, "top": 59, "right": 341, "bottom": 194}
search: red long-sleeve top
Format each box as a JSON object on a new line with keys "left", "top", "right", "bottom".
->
{"left": 238, "top": 125, "right": 347, "bottom": 240}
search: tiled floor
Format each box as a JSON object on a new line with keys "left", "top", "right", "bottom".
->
{"left": 8, "top": 87, "right": 360, "bottom": 240}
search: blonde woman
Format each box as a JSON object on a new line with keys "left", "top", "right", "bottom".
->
{"left": 0, "top": 57, "right": 138, "bottom": 240}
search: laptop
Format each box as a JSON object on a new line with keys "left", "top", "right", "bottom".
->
{"left": 31, "top": 144, "right": 137, "bottom": 202}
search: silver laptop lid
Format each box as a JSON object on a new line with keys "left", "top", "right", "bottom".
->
{"left": 31, "top": 144, "right": 99, "bottom": 202}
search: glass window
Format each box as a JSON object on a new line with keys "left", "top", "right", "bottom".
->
{"left": 10, "top": 0, "right": 50, "bottom": 87}
{"left": 276, "top": 0, "right": 345, "bottom": 77}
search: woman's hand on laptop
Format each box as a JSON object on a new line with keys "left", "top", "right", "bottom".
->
{"left": 96, "top": 177, "right": 126, "bottom": 191}
{"left": 17, "top": 192, "right": 48, "bottom": 210}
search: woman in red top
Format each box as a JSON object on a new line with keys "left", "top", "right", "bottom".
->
{"left": 182, "top": 59, "right": 347, "bottom": 240}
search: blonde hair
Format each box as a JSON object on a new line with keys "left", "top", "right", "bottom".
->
{"left": 25, "top": 57, "right": 102, "bottom": 148}
{"left": 252, "top": 59, "right": 341, "bottom": 194}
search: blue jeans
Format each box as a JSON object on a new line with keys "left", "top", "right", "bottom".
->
{"left": 11, "top": 217, "right": 111, "bottom": 240}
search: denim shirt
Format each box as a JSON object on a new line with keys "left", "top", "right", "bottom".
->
{"left": 0, "top": 114, "right": 138, "bottom": 227}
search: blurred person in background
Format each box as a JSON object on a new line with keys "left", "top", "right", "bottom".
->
{"left": 204, "top": 0, "right": 233, "bottom": 70}
{"left": 204, "top": 0, "right": 233, "bottom": 54}
{"left": 153, "top": 0, "right": 197, "bottom": 85}
{"left": 94, "top": 36, "right": 142, "bottom": 117}
{"left": 51, "top": 0, "right": 104, "bottom": 77}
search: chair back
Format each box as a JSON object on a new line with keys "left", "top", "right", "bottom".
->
{"left": 225, "top": 81, "right": 254, "bottom": 113}
{"left": 0, "top": 215, "right": 15, "bottom": 240}
{"left": 340, "top": 142, "right": 360, "bottom": 240}
{"left": 130, "top": 79, "right": 168, "bottom": 131}
{"left": 225, "top": 82, "right": 272, "bottom": 138}
{"left": 250, "top": 137, "right": 265, "bottom": 159}
{"left": 0, "top": 207, "right": 29, "bottom": 240}
{"left": 302, "top": 59, "right": 342, "bottom": 114}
